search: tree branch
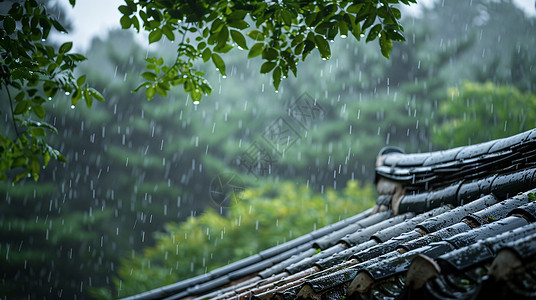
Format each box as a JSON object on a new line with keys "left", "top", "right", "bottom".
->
{"left": 2, "top": 81, "right": 21, "bottom": 138}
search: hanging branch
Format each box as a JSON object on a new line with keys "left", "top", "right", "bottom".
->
{"left": 2, "top": 81, "right": 21, "bottom": 138}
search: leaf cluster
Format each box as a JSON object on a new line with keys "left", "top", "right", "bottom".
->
{"left": 0, "top": 0, "right": 103, "bottom": 182}
{"left": 119, "top": 0, "right": 413, "bottom": 102}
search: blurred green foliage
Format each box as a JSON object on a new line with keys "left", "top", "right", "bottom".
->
{"left": 433, "top": 82, "right": 536, "bottom": 148}
{"left": 100, "top": 180, "right": 375, "bottom": 298}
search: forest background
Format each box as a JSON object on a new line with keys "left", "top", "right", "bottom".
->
{"left": 1, "top": 0, "right": 535, "bottom": 299}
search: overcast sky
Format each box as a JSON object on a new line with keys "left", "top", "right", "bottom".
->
{"left": 53, "top": 0, "right": 535, "bottom": 53}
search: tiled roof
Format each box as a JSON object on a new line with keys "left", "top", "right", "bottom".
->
{"left": 124, "top": 128, "right": 536, "bottom": 300}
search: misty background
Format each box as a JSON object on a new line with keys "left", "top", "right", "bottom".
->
{"left": 1, "top": 0, "right": 535, "bottom": 298}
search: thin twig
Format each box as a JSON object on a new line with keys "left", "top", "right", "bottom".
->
{"left": 3, "top": 81, "right": 21, "bottom": 138}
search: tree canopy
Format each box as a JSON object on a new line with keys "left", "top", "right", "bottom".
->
{"left": 0, "top": 0, "right": 413, "bottom": 183}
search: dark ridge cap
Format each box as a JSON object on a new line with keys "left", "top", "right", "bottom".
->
{"left": 284, "top": 244, "right": 346, "bottom": 275}
{"left": 120, "top": 273, "right": 211, "bottom": 300}
{"left": 233, "top": 243, "right": 314, "bottom": 281}
{"left": 302, "top": 260, "right": 382, "bottom": 294}
{"left": 417, "top": 194, "right": 499, "bottom": 233}
{"left": 455, "top": 139, "right": 498, "bottom": 160}
{"left": 488, "top": 130, "right": 533, "bottom": 153}
{"left": 372, "top": 206, "right": 451, "bottom": 243}
{"left": 490, "top": 167, "right": 536, "bottom": 199}
{"left": 353, "top": 231, "right": 423, "bottom": 263}
{"left": 437, "top": 222, "right": 536, "bottom": 273}
{"left": 364, "top": 214, "right": 531, "bottom": 281}
{"left": 398, "top": 222, "right": 472, "bottom": 252}
{"left": 201, "top": 207, "right": 373, "bottom": 281}
{"left": 160, "top": 291, "right": 187, "bottom": 300}
{"left": 207, "top": 254, "right": 264, "bottom": 278}
{"left": 508, "top": 199, "right": 536, "bottom": 222}
{"left": 302, "top": 266, "right": 360, "bottom": 294}
{"left": 439, "top": 241, "right": 495, "bottom": 273}
{"left": 399, "top": 168, "right": 536, "bottom": 216}
{"left": 184, "top": 275, "right": 231, "bottom": 298}
{"left": 383, "top": 152, "right": 432, "bottom": 167}
{"left": 315, "top": 240, "right": 378, "bottom": 270}
{"left": 464, "top": 192, "right": 533, "bottom": 226}
{"left": 258, "top": 248, "right": 317, "bottom": 279}
{"left": 376, "top": 129, "right": 536, "bottom": 193}
{"left": 457, "top": 175, "right": 497, "bottom": 205}
{"left": 446, "top": 216, "right": 529, "bottom": 250}
{"left": 362, "top": 248, "right": 429, "bottom": 281}
{"left": 423, "top": 147, "right": 464, "bottom": 166}
{"left": 339, "top": 213, "right": 415, "bottom": 246}
{"left": 398, "top": 184, "right": 460, "bottom": 214}
{"left": 312, "top": 211, "right": 391, "bottom": 250}
{"left": 256, "top": 234, "right": 313, "bottom": 261}
{"left": 499, "top": 231, "right": 536, "bottom": 260}
{"left": 527, "top": 129, "right": 536, "bottom": 142}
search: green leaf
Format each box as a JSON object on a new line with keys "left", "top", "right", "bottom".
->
{"left": 379, "top": 33, "right": 392, "bottom": 58}
{"left": 197, "top": 41, "right": 207, "bottom": 51}
{"left": 149, "top": 28, "right": 163, "bottom": 44}
{"left": 227, "top": 10, "right": 247, "bottom": 21}
{"left": 211, "top": 53, "right": 226, "bottom": 76}
{"left": 390, "top": 7, "right": 402, "bottom": 19}
{"left": 347, "top": 3, "right": 364, "bottom": 14}
{"left": 146, "top": 85, "right": 156, "bottom": 100}
{"left": 262, "top": 47, "right": 278, "bottom": 60}
{"left": 216, "top": 25, "right": 229, "bottom": 46}
{"left": 211, "top": 18, "right": 225, "bottom": 33}
{"left": 260, "top": 61, "right": 277, "bottom": 74}
{"left": 131, "top": 16, "right": 140, "bottom": 31}
{"left": 4, "top": 16, "right": 16, "bottom": 35}
{"left": 248, "top": 43, "right": 264, "bottom": 58}
{"left": 118, "top": 5, "right": 133, "bottom": 15}
{"left": 77, "top": 75, "right": 86, "bottom": 86}
{"left": 59, "top": 41, "right": 73, "bottom": 53}
{"left": 202, "top": 48, "right": 211, "bottom": 62}
{"left": 281, "top": 9, "right": 293, "bottom": 26}
{"left": 366, "top": 24, "right": 382, "bottom": 43}
{"left": 228, "top": 20, "right": 249, "bottom": 30}
{"left": 214, "top": 43, "right": 233, "bottom": 53}
{"left": 230, "top": 30, "right": 248, "bottom": 49}
{"left": 314, "top": 35, "right": 331, "bottom": 60}
{"left": 28, "top": 128, "right": 46, "bottom": 136}
{"left": 30, "top": 159, "right": 40, "bottom": 181}
{"left": 385, "top": 28, "right": 406, "bottom": 42}
{"left": 120, "top": 15, "right": 132, "bottom": 29}
{"left": 43, "top": 151, "right": 51, "bottom": 167}
{"left": 89, "top": 88, "right": 105, "bottom": 101}
{"left": 191, "top": 89, "right": 202, "bottom": 102}
{"left": 12, "top": 157, "right": 28, "bottom": 168}
{"left": 247, "top": 30, "right": 265, "bottom": 41}
{"left": 51, "top": 19, "right": 67, "bottom": 33}
{"left": 141, "top": 72, "right": 158, "bottom": 81}
{"left": 362, "top": 11, "right": 377, "bottom": 30}
{"left": 14, "top": 101, "right": 30, "bottom": 115}
{"left": 32, "top": 105, "right": 46, "bottom": 119}
{"left": 162, "top": 25, "right": 175, "bottom": 41}
{"left": 348, "top": 15, "right": 361, "bottom": 41}
{"left": 338, "top": 21, "right": 349, "bottom": 38}
{"left": 272, "top": 66, "right": 281, "bottom": 90}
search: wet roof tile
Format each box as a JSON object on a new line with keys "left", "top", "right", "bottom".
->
{"left": 125, "top": 129, "right": 536, "bottom": 300}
